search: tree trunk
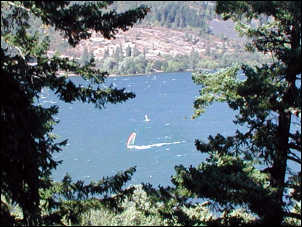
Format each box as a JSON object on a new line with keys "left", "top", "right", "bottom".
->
{"left": 265, "top": 74, "right": 296, "bottom": 224}
{"left": 265, "top": 111, "right": 291, "bottom": 225}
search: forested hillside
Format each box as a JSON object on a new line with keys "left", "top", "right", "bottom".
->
{"left": 43, "top": 1, "right": 270, "bottom": 76}
{"left": 41, "top": 1, "right": 269, "bottom": 75}
{"left": 114, "top": 1, "right": 215, "bottom": 32}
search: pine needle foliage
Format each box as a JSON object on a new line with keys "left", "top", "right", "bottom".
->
{"left": 1, "top": 1, "right": 149, "bottom": 225}
{"left": 164, "top": 1, "right": 301, "bottom": 226}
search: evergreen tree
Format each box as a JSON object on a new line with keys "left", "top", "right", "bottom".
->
{"left": 143, "top": 47, "right": 147, "bottom": 59}
{"left": 80, "top": 46, "right": 92, "bottom": 66}
{"left": 171, "top": 1, "right": 301, "bottom": 225}
{"left": 103, "top": 47, "right": 110, "bottom": 58}
{"left": 125, "top": 45, "right": 132, "bottom": 57}
{"left": 132, "top": 45, "right": 141, "bottom": 57}
{"left": 1, "top": 1, "right": 149, "bottom": 225}
{"left": 189, "top": 49, "right": 200, "bottom": 70}
{"left": 103, "top": 57, "right": 118, "bottom": 72}
{"left": 113, "top": 46, "right": 122, "bottom": 61}
{"left": 134, "top": 55, "right": 147, "bottom": 74}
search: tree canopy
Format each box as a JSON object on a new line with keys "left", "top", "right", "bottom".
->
{"left": 170, "top": 1, "right": 301, "bottom": 225}
{"left": 1, "top": 1, "right": 149, "bottom": 225}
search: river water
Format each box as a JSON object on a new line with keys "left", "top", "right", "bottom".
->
{"left": 41, "top": 72, "right": 241, "bottom": 186}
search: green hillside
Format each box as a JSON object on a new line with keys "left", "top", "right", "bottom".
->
{"left": 113, "top": 1, "right": 215, "bottom": 32}
{"left": 45, "top": 1, "right": 270, "bottom": 75}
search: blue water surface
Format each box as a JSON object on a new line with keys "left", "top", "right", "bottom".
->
{"left": 41, "top": 72, "right": 238, "bottom": 187}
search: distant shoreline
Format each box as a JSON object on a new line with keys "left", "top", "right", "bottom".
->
{"left": 62, "top": 68, "right": 215, "bottom": 78}
{"left": 107, "top": 68, "right": 216, "bottom": 78}
{"left": 108, "top": 70, "right": 191, "bottom": 78}
{"left": 61, "top": 70, "right": 189, "bottom": 78}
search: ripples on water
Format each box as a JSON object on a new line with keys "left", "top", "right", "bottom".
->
{"left": 40, "top": 72, "right": 239, "bottom": 186}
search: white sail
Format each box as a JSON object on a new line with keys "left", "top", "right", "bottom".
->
{"left": 127, "top": 132, "right": 136, "bottom": 148}
{"left": 144, "top": 114, "right": 150, "bottom": 122}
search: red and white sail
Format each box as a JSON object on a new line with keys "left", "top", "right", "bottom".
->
{"left": 127, "top": 132, "right": 136, "bottom": 148}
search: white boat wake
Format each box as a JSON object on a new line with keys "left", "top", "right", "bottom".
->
{"left": 127, "top": 141, "right": 182, "bottom": 150}
{"left": 126, "top": 132, "right": 182, "bottom": 150}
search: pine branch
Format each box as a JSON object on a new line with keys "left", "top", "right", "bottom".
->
{"left": 6, "top": 1, "right": 30, "bottom": 12}
{"left": 287, "top": 155, "right": 301, "bottom": 165}
{"left": 283, "top": 211, "right": 301, "bottom": 220}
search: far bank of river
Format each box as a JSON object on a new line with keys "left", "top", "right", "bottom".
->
{"left": 107, "top": 68, "right": 220, "bottom": 78}
{"left": 60, "top": 68, "right": 217, "bottom": 78}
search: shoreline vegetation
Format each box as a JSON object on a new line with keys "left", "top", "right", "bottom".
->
{"left": 58, "top": 68, "right": 221, "bottom": 78}
{"left": 57, "top": 62, "right": 236, "bottom": 78}
{"left": 59, "top": 69, "right": 193, "bottom": 78}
